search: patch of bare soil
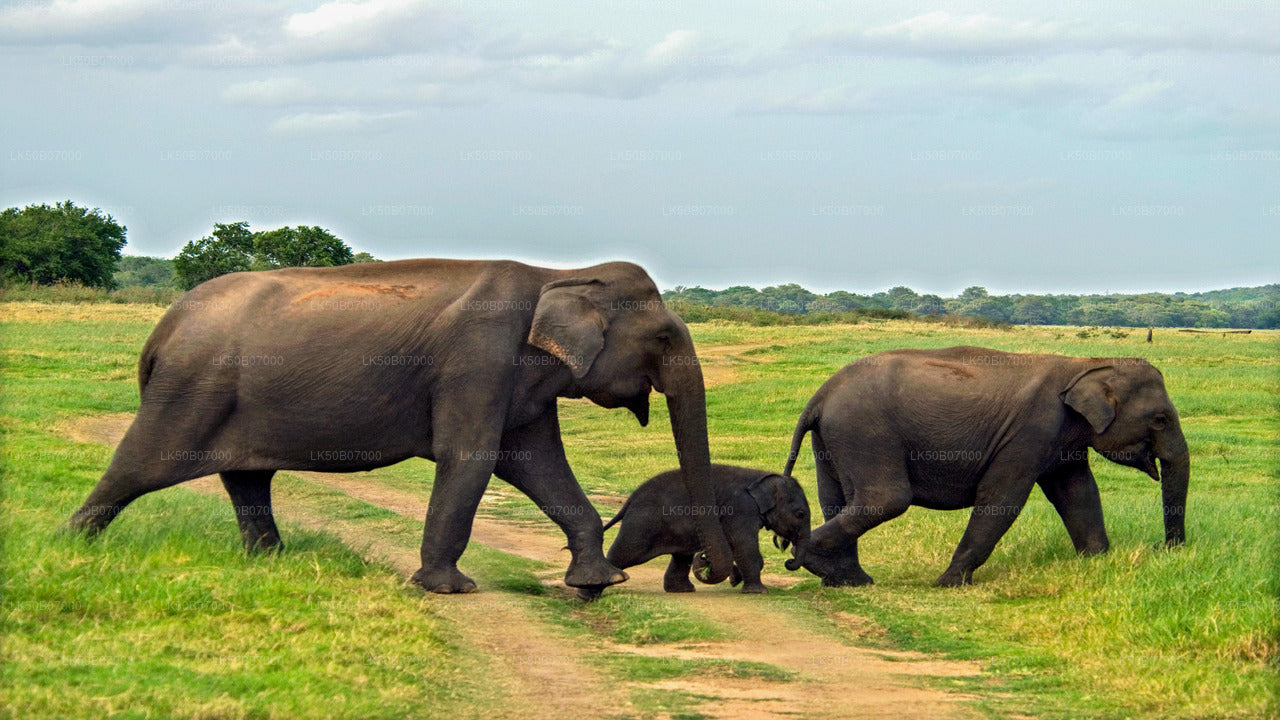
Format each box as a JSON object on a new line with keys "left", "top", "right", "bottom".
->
{"left": 695, "top": 342, "right": 777, "bottom": 388}
{"left": 60, "top": 413, "right": 982, "bottom": 720}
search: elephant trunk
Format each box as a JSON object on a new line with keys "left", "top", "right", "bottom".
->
{"left": 661, "top": 323, "right": 734, "bottom": 584}
{"left": 1154, "top": 420, "right": 1190, "bottom": 547}
{"left": 785, "top": 531, "right": 810, "bottom": 571}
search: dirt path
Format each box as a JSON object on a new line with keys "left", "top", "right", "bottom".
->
{"left": 61, "top": 414, "right": 982, "bottom": 720}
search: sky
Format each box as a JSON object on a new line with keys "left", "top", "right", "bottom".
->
{"left": 2, "top": 0, "right": 1278, "bottom": 296}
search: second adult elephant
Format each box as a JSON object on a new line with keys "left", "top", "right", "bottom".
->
{"left": 784, "top": 346, "right": 1189, "bottom": 587}
{"left": 66, "top": 259, "right": 736, "bottom": 594}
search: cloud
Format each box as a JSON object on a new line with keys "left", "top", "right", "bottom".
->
{"left": 222, "top": 76, "right": 478, "bottom": 109}
{"left": 508, "top": 30, "right": 757, "bottom": 99}
{"left": 741, "top": 88, "right": 885, "bottom": 116}
{"left": 278, "top": 0, "right": 469, "bottom": 62}
{"left": 269, "top": 109, "right": 415, "bottom": 135}
{"left": 0, "top": 0, "right": 214, "bottom": 46}
{"left": 791, "top": 11, "right": 1280, "bottom": 61}
{"left": 220, "top": 78, "right": 318, "bottom": 106}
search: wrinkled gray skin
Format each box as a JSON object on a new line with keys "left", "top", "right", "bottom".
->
{"left": 785, "top": 347, "right": 1189, "bottom": 588}
{"left": 578, "top": 465, "right": 811, "bottom": 599}
{"left": 66, "top": 259, "right": 735, "bottom": 594}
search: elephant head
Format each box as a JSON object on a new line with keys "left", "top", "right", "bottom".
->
{"left": 527, "top": 263, "right": 735, "bottom": 582}
{"left": 745, "top": 473, "right": 812, "bottom": 571}
{"left": 1063, "top": 360, "right": 1189, "bottom": 546}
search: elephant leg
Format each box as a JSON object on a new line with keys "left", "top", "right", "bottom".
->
{"left": 724, "top": 515, "right": 767, "bottom": 593}
{"left": 67, "top": 405, "right": 221, "bottom": 536}
{"left": 807, "top": 455, "right": 912, "bottom": 587}
{"left": 812, "top": 431, "right": 846, "bottom": 522}
{"left": 664, "top": 554, "right": 696, "bottom": 593}
{"left": 493, "top": 411, "right": 627, "bottom": 591}
{"left": 220, "top": 470, "right": 281, "bottom": 552}
{"left": 937, "top": 463, "right": 1037, "bottom": 587}
{"left": 1038, "top": 460, "right": 1109, "bottom": 556}
{"left": 412, "top": 400, "right": 507, "bottom": 594}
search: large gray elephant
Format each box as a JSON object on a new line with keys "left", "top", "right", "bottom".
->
{"left": 784, "top": 346, "right": 1189, "bottom": 587}
{"left": 67, "top": 259, "right": 736, "bottom": 594}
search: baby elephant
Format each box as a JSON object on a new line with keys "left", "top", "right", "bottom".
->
{"left": 580, "top": 465, "right": 811, "bottom": 599}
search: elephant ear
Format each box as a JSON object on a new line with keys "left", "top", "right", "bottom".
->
{"left": 746, "top": 474, "right": 778, "bottom": 517}
{"left": 1062, "top": 366, "right": 1117, "bottom": 434}
{"left": 528, "top": 278, "right": 606, "bottom": 380}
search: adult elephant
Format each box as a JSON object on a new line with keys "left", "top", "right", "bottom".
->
{"left": 784, "top": 346, "right": 1189, "bottom": 587}
{"left": 67, "top": 259, "right": 735, "bottom": 594}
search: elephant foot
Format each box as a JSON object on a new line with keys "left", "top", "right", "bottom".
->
{"left": 411, "top": 566, "right": 478, "bottom": 594}
{"left": 728, "top": 566, "right": 743, "bottom": 587}
{"left": 242, "top": 533, "right": 283, "bottom": 554}
{"left": 565, "top": 556, "right": 628, "bottom": 589}
{"left": 934, "top": 568, "right": 973, "bottom": 587}
{"left": 663, "top": 577, "right": 696, "bottom": 593}
{"left": 740, "top": 582, "right": 768, "bottom": 594}
{"left": 820, "top": 571, "right": 873, "bottom": 588}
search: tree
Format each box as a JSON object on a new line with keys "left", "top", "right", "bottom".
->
{"left": 1011, "top": 296, "right": 1054, "bottom": 325}
{"left": 913, "top": 294, "right": 946, "bottom": 316}
{"left": 173, "top": 222, "right": 362, "bottom": 290}
{"left": 115, "top": 256, "right": 175, "bottom": 288}
{"left": 173, "top": 222, "right": 255, "bottom": 290}
{"left": 253, "top": 225, "right": 353, "bottom": 269}
{"left": 0, "top": 200, "right": 127, "bottom": 287}
{"left": 885, "top": 286, "right": 919, "bottom": 311}
{"left": 352, "top": 251, "right": 380, "bottom": 264}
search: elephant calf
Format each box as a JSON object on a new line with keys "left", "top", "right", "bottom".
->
{"left": 786, "top": 346, "right": 1189, "bottom": 587}
{"left": 580, "top": 465, "right": 811, "bottom": 599}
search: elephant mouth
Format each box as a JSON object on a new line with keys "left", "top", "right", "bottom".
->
{"left": 625, "top": 392, "right": 650, "bottom": 427}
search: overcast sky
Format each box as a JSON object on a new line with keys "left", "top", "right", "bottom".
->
{"left": 3, "top": 0, "right": 1277, "bottom": 295}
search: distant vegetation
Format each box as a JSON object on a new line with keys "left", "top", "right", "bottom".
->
{"left": 0, "top": 200, "right": 378, "bottom": 300}
{"left": 172, "top": 221, "right": 367, "bottom": 289}
{"left": 663, "top": 283, "right": 1280, "bottom": 329}
{"left": 3, "top": 201, "right": 1273, "bottom": 328}
{"left": 0, "top": 201, "right": 127, "bottom": 288}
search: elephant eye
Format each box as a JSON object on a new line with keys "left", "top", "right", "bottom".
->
{"left": 1152, "top": 413, "right": 1168, "bottom": 430}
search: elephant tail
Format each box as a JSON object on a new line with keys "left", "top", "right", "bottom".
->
{"left": 601, "top": 497, "right": 632, "bottom": 533}
{"left": 784, "top": 398, "right": 822, "bottom": 476}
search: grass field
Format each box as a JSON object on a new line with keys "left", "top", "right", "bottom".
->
{"left": 2, "top": 301, "right": 1276, "bottom": 719}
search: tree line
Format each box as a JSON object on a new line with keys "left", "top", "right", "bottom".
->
{"left": 0, "top": 201, "right": 375, "bottom": 292}
{"left": 661, "top": 283, "right": 1280, "bottom": 329}
{"left": 2, "top": 201, "right": 1274, "bottom": 328}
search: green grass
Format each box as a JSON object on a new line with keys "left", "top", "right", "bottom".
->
{"left": 0, "top": 440, "right": 498, "bottom": 719}
{"left": 3, "top": 303, "right": 1276, "bottom": 719}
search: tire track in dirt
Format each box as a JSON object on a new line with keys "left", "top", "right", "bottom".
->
{"left": 61, "top": 413, "right": 983, "bottom": 720}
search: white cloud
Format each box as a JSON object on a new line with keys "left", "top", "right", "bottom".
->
{"left": 269, "top": 109, "right": 415, "bottom": 135}
{"left": 220, "top": 78, "right": 317, "bottom": 106}
{"left": 0, "top": 0, "right": 195, "bottom": 45}
{"left": 508, "top": 29, "right": 755, "bottom": 99}
{"left": 278, "top": 0, "right": 467, "bottom": 62}
{"left": 646, "top": 29, "right": 701, "bottom": 62}
{"left": 222, "top": 76, "right": 478, "bottom": 109}
{"left": 792, "top": 11, "right": 1280, "bottom": 60}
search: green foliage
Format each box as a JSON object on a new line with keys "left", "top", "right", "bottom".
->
{"left": 173, "top": 222, "right": 362, "bottom": 290}
{"left": 113, "top": 255, "right": 175, "bottom": 288}
{"left": 663, "top": 283, "right": 1280, "bottom": 329}
{"left": 0, "top": 201, "right": 127, "bottom": 288}
{"left": 252, "top": 225, "right": 354, "bottom": 269}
